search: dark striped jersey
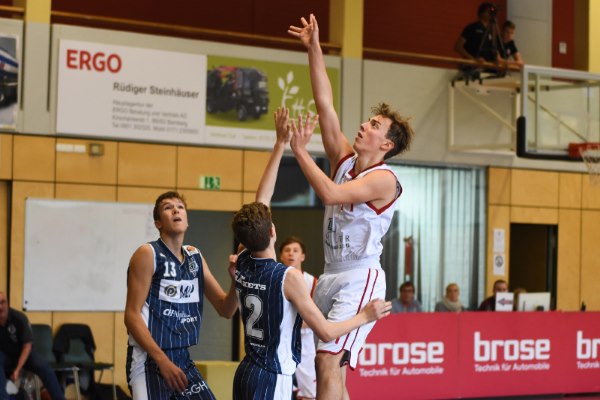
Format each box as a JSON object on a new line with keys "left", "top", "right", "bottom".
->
{"left": 235, "top": 249, "right": 302, "bottom": 375}
{"left": 128, "top": 239, "right": 204, "bottom": 350}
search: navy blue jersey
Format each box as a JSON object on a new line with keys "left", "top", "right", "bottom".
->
{"left": 128, "top": 239, "right": 204, "bottom": 349}
{"left": 235, "top": 249, "right": 302, "bottom": 375}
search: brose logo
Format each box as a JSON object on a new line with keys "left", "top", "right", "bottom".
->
{"left": 474, "top": 331, "right": 550, "bottom": 362}
{"left": 577, "top": 331, "right": 600, "bottom": 360}
{"left": 360, "top": 341, "right": 444, "bottom": 366}
{"left": 66, "top": 49, "right": 122, "bottom": 73}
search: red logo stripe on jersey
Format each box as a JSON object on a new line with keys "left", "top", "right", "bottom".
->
{"left": 332, "top": 153, "right": 355, "bottom": 179}
{"left": 366, "top": 170, "right": 403, "bottom": 215}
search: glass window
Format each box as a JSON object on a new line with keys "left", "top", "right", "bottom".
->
{"left": 383, "top": 164, "right": 487, "bottom": 311}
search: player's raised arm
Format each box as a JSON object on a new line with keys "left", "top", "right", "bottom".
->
{"left": 284, "top": 268, "right": 391, "bottom": 342}
{"left": 202, "top": 254, "right": 238, "bottom": 318}
{"left": 290, "top": 112, "right": 396, "bottom": 205}
{"left": 288, "top": 14, "right": 353, "bottom": 167}
{"left": 255, "top": 107, "right": 292, "bottom": 206}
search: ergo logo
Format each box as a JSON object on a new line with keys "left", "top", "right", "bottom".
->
{"left": 360, "top": 341, "right": 444, "bottom": 366}
{"left": 474, "top": 331, "right": 550, "bottom": 362}
{"left": 577, "top": 331, "right": 600, "bottom": 360}
{"left": 66, "top": 49, "right": 122, "bottom": 73}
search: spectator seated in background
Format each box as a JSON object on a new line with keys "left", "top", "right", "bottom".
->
{"left": 478, "top": 279, "right": 508, "bottom": 311}
{"left": 391, "top": 282, "right": 422, "bottom": 313}
{"left": 435, "top": 283, "right": 466, "bottom": 312}
{"left": 454, "top": 2, "right": 503, "bottom": 80}
{"left": 499, "top": 20, "right": 524, "bottom": 66}
{"left": 0, "top": 292, "right": 64, "bottom": 400}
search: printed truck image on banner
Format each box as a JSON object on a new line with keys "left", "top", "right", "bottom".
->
{"left": 0, "top": 34, "right": 19, "bottom": 130}
{"left": 56, "top": 40, "right": 206, "bottom": 144}
{"left": 204, "top": 55, "right": 340, "bottom": 151}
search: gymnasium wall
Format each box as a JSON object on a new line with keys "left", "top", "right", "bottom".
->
{"left": 0, "top": 1, "right": 594, "bottom": 394}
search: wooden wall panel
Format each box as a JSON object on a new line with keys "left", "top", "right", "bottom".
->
{"left": 13, "top": 136, "right": 56, "bottom": 182}
{"left": 243, "top": 151, "right": 270, "bottom": 192}
{"left": 488, "top": 168, "right": 511, "bottom": 205}
{"left": 0, "top": 182, "right": 7, "bottom": 293}
{"left": 179, "top": 189, "right": 242, "bottom": 212}
{"left": 486, "top": 205, "right": 510, "bottom": 296}
{"left": 55, "top": 183, "right": 117, "bottom": 201}
{"left": 511, "top": 170, "right": 559, "bottom": 208}
{"left": 581, "top": 177, "right": 600, "bottom": 210}
{"left": 117, "top": 186, "right": 169, "bottom": 204}
{"left": 559, "top": 173, "right": 582, "bottom": 209}
{"left": 177, "top": 147, "right": 243, "bottom": 191}
{"left": 56, "top": 139, "right": 118, "bottom": 184}
{"left": 113, "top": 312, "right": 128, "bottom": 391}
{"left": 10, "top": 181, "right": 54, "bottom": 308}
{"left": 581, "top": 210, "right": 600, "bottom": 310}
{"left": 25, "top": 312, "right": 52, "bottom": 326}
{"left": 242, "top": 192, "right": 256, "bottom": 205}
{"left": 0, "top": 134, "right": 13, "bottom": 180}
{"left": 510, "top": 207, "right": 558, "bottom": 224}
{"left": 118, "top": 143, "right": 176, "bottom": 188}
{"left": 557, "top": 209, "right": 581, "bottom": 311}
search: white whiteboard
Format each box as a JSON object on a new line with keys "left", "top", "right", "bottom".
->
{"left": 23, "top": 199, "right": 157, "bottom": 311}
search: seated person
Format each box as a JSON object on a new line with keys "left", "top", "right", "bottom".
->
{"left": 499, "top": 20, "right": 524, "bottom": 65}
{"left": 435, "top": 283, "right": 466, "bottom": 312}
{"left": 478, "top": 279, "right": 508, "bottom": 311}
{"left": 391, "top": 282, "right": 422, "bottom": 313}
{"left": 0, "top": 292, "right": 64, "bottom": 400}
{"left": 454, "top": 2, "right": 499, "bottom": 64}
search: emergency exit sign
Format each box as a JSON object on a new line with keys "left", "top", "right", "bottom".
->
{"left": 199, "top": 176, "right": 221, "bottom": 190}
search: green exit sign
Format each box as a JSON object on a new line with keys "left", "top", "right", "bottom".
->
{"left": 199, "top": 176, "right": 221, "bottom": 190}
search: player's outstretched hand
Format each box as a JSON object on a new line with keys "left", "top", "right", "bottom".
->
{"left": 290, "top": 113, "right": 319, "bottom": 152}
{"left": 274, "top": 107, "right": 291, "bottom": 144}
{"left": 362, "top": 299, "right": 392, "bottom": 322}
{"left": 157, "top": 358, "right": 188, "bottom": 393}
{"left": 288, "top": 13, "right": 319, "bottom": 49}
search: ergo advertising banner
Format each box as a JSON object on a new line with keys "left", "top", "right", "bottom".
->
{"left": 57, "top": 40, "right": 206, "bottom": 144}
{"left": 347, "top": 312, "right": 600, "bottom": 399}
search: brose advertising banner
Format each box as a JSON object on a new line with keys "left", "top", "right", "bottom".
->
{"left": 347, "top": 312, "right": 600, "bottom": 399}
{"left": 57, "top": 39, "right": 206, "bottom": 144}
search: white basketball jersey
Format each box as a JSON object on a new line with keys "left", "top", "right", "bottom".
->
{"left": 323, "top": 154, "right": 401, "bottom": 272}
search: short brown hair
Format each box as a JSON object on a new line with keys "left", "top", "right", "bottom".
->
{"left": 279, "top": 236, "right": 306, "bottom": 255}
{"left": 232, "top": 202, "right": 272, "bottom": 252}
{"left": 371, "top": 103, "right": 414, "bottom": 159}
{"left": 153, "top": 191, "right": 187, "bottom": 221}
{"left": 503, "top": 20, "right": 516, "bottom": 31}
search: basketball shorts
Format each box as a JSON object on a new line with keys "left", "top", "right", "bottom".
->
{"left": 233, "top": 359, "right": 292, "bottom": 400}
{"left": 313, "top": 267, "right": 386, "bottom": 369}
{"left": 127, "top": 345, "right": 216, "bottom": 400}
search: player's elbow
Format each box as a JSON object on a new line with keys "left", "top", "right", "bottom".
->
{"left": 314, "top": 327, "right": 335, "bottom": 343}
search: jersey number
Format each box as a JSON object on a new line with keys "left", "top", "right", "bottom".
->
{"left": 243, "top": 294, "right": 264, "bottom": 340}
{"left": 163, "top": 261, "right": 176, "bottom": 278}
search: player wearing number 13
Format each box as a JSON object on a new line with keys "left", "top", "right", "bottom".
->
{"left": 125, "top": 191, "right": 238, "bottom": 399}
{"left": 230, "top": 108, "right": 392, "bottom": 400}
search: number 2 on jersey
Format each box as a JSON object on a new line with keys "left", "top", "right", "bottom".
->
{"left": 244, "top": 294, "right": 264, "bottom": 340}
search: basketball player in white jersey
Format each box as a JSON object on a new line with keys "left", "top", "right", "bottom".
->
{"left": 289, "top": 14, "right": 415, "bottom": 399}
{"left": 230, "top": 108, "right": 391, "bottom": 399}
{"left": 279, "top": 236, "right": 317, "bottom": 399}
{"left": 125, "top": 192, "right": 239, "bottom": 399}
